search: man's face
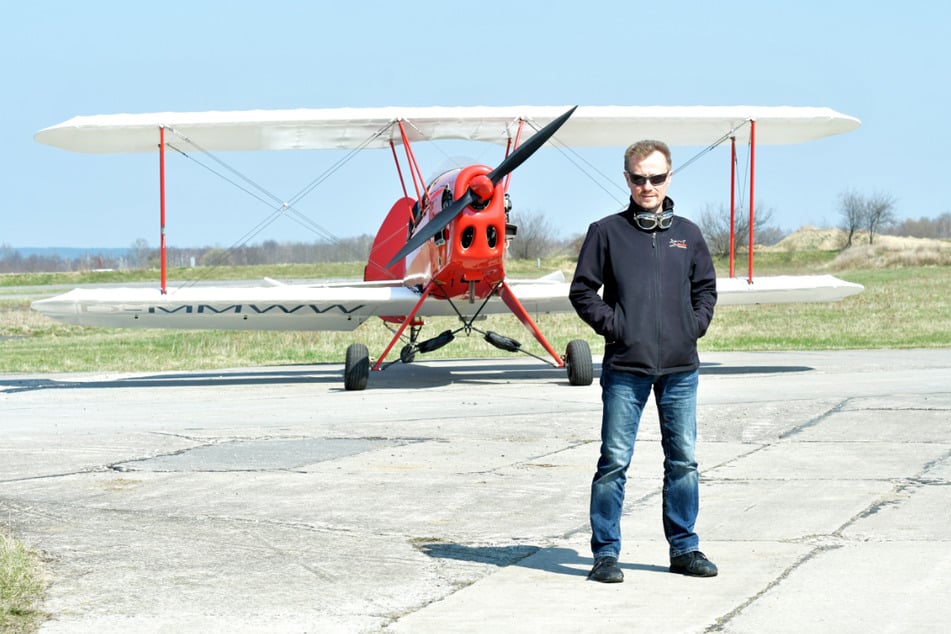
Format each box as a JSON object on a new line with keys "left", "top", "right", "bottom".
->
{"left": 625, "top": 150, "right": 671, "bottom": 212}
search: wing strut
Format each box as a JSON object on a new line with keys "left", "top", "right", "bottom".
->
{"left": 748, "top": 119, "right": 757, "bottom": 283}
{"left": 498, "top": 281, "right": 564, "bottom": 368}
{"left": 725, "top": 119, "right": 757, "bottom": 284}
{"left": 729, "top": 136, "right": 737, "bottom": 278}
{"left": 159, "top": 126, "right": 168, "bottom": 295}
{"left": 371, "top": 283, "right": 436, "bottom": 371}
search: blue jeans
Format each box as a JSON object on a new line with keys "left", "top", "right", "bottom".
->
{"left": 590, "top": 366, "right": 700, "bottom": 560}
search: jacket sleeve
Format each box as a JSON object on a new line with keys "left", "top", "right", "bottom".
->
{"left": 690, "top": 231, "right": 718, "bottom": 337}
{"left": 569, "top": 222, "right": 615, "bottom": 339}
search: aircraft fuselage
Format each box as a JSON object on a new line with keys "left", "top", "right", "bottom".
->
{"left": 402, "top": 165, "right": 507, "bottom": 300}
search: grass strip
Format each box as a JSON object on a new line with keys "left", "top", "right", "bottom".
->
{"left": 0, "top": 530, "right": 46, "bottom": 634}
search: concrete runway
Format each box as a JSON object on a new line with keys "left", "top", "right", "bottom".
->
{"left": 1, "top": 349, "right": 949, "bottom": 633}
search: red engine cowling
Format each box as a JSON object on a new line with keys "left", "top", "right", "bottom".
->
{"left": 401, "top": 165, "right": 507, "bottom": 299}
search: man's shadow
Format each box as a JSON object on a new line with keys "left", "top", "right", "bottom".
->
{"left": 417, "top": 542, "right": 668, "bottom": 578}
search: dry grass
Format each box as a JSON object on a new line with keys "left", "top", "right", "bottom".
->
{"left": 829, "top": 242, "right": 951, "bottom": 269}
{"left": 762, "top": 225, "right": 951, "bottom": 268}
{"left": 702, "top": 267, "right": 951, "bottom": 351}
{"left": 2, "top": 235, "right": 950, "bottom": 374}
{"left": 705, "top": 229, "right": 951, "bottom": 350}
{"left": 0, "top": 531, "right": 46, "bottom": 633}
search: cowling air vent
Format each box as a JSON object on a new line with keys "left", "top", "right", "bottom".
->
{"left": 486, "top": 225, "right": 498, "bottom": 248}
{"left": 461, "top": 226, "right": 475, "bottom": 249}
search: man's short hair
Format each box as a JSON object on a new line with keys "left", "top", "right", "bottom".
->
{"left": 624, "top": 140, "right": 672, "bottom": 171}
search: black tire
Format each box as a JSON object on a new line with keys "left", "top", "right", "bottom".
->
{"left": 565, "top": 339, "right": 593, "bottom": 386}
{"left": 344, "top": 343, "right": 370, "bottom": 391}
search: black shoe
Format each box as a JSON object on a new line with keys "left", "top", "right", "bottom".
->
{"left": 669, "top": 551, "right": 718, "bottom": 577}
{"left": 588, "top": 556, "right": 624, "bottom": 583}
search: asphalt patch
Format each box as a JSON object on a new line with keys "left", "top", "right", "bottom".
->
{"left": 113, "top": 437, "right": 420, "bottom": 472}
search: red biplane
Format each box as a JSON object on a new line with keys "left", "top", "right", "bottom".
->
{"left": 32, "top": 105, "right": 863, "bottom": 390}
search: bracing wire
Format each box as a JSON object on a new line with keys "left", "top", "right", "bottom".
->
{"left": 673, "top": 120, "right": 752, "bottom": 176}
{"left": 162, "top": 115, "right": 757, "bottom": 290}
{"left": 159, "top": 123, "right": 395, "bottom": 288}
{"left": 522, "top": 117, "right": 756, "bottom": 215}
{"left": 501, "top": 118, "right": 629, "bottom": 215}
{"left": 283, "top": 125, "right": 392, "bottom": 208}
{"left": 166, "top": 124, "right": 388, "bottom": 238}
{"left": 731, "top": 145, "right": 752, "bottom": 213}
{"left": 163, "top": 145, "right": 279, "bottom": 216}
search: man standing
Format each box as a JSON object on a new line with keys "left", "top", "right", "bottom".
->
{"left": 569, "top": 140, "right": 718, "bottom": 583}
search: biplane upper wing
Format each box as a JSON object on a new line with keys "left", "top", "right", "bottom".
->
{"left": 31, "top": 274, "right": 864, "bottom": 330}
{"left": 34, "top": 105, "right": 860, "bottom": 154}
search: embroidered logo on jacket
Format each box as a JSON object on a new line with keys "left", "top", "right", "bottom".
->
{"left": 668, "top": 239, "right": 687, "bottom": 249}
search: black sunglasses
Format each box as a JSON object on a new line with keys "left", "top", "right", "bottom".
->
{"left": 626, "top": 171, "right": 669, "bottom": 187}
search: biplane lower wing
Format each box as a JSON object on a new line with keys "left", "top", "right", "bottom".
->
{"left": 31, "top": 274, "right": 863, "bottom": 331}
{"left": 715, "top": 275, "right": 864, "bottom": 305}
{"left": 29, "top": 277, "right": 572, "bottom": 331}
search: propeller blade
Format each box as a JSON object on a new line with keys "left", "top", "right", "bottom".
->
{"left": 386, "top": 105, "right": 577, "bottom": 268}
{"left": 486, "top": 105, "right": 577, "bottom": 184}
{"left": 386, "top": 190, "right": 476, "bottom": 267}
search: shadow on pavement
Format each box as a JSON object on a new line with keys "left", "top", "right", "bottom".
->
{"left": 418, "top": 543, "right": 668, "bottom": 578}
{"left": 0, "top": 359, "right": 813, "bottom": 394}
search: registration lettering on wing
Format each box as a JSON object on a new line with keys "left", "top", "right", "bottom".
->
{"left": 147, "top": 303, "right": 367, "bottom": 315}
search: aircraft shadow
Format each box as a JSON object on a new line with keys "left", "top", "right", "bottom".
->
{"left": 699, "top": 362, "right": 813, "bottom": 375}
{"left": 0, "top": 368, "right": 340, "bottom": 394}
{"left": 0, "top": 360, "right": 813, "bottom": 394}
{"left": 418, "top": 542, "right": 668, "bottom": 578}
{"left": 0, "top": 360, "right": 582, "bottom": 394}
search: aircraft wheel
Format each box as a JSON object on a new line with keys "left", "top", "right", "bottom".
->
{"left": 565, "top": 339, "right": 593, "bottom": 386}
{"left": 344, "top": 343, "right": 370, "bottom": 391}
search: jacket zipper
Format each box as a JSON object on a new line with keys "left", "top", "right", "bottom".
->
{"left": 652, "top": 231, "right": 661, "bottom": 372}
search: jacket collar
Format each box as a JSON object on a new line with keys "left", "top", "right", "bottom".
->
{"left": 625, "top": 196, "right": 675, "bottom": 216}
{"left": 623, "top": 196, "right": 675, "bottom": 231}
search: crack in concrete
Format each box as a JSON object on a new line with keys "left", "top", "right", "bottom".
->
{"left": 704, "top": 395, "right": 951, "bottom": 631}
{"left": 779, "top": 398, "right": 851, "bottom": 439}
{"left": 706, "top": 543, "right": 843, "bottom": 632}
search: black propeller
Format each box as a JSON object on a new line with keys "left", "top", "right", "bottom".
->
{"left": 387, "top": 105, "right": 578, "bottom": 268}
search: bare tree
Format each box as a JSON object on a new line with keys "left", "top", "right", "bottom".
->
{"left": 838, "top": 189, "right": 865, "bottom": 247}
{"left": 130, "top": 238, "right": 153, "bottom": 269}
{"left": 507, "top": 210, "right": 560, "bottom": 259}
{"left": 864, "top": 191, "right": 897, "bottom": 244}
{"left": 838, "top": 190, "right": 897, "bottom": 246}
{"left": 699, "top": 202, "right": 776, "bottom": 256}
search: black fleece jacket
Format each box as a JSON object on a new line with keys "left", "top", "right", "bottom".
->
{"left": 569, "top": 197, "right": 717, "bottom": 375}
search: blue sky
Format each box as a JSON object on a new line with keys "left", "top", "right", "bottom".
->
{"left": 2, "top": 1, "right": 947, "bottom": 250}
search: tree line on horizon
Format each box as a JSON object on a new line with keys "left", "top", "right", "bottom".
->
{"left": 3, "top": 201, "right": 949, "bottom": 274}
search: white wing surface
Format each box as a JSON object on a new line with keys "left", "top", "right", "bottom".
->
{"left": 29, "top": 281, "right": 572, "bottom": 331}
{"left": 35, "top": 105, "right": 860, "bottom": 154}
{"left": 31, "top": 275, "right": 863, "bottom": 330}
{"left": 714, "top": 275, "right": 865, "bottom": 305}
